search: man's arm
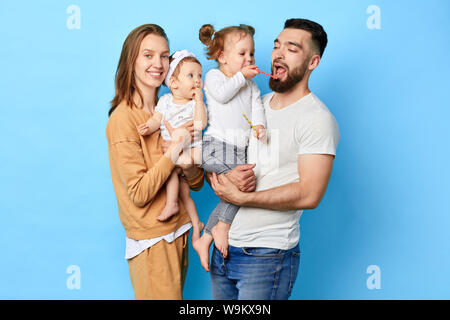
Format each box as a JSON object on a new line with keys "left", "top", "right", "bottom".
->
{"left": 210, "top": 154, "right": 335, "bottom": 211}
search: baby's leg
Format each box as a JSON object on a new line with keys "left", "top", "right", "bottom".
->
{"left": 176, "top": 149, "right": 193, "bottom": 170}
{"left": 191, "top": 146, "right": 202, "bottom": 166}
{"left": 156, "top": 169, "right": 180, "bottom": 222}
{"left": 179, "top": 177, "right": 209, "bottom": 272}
{"left": 193, "top": 230, "right": 213, "bottom": 273}
{"left": 179, "top": 178, "right": 203, "bottom": 242}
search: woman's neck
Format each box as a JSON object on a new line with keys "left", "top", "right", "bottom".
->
{"left": 133, "top": 86, "right": 157, "bottom": 114}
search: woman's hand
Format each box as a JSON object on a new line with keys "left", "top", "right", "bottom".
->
{"left": 162, "top": 121, "right": 191, "bottom": 163}
{"left": 164, "top": 121, "right": 193, "bottom": 147}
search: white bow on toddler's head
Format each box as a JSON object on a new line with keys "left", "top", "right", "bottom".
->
{"left": 165, "top": 49, "right": 196, "bottom": 87}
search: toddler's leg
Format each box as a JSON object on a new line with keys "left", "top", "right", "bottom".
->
{"left": 201, "top": 136, "right": 247, "bottom": 258}
{"left": 206, "top": 201, "right": 241, "bottom": 258}
{"left": 156, "top": 169, "right": 180, "bottom": 221}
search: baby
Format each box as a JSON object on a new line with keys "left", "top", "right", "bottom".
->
{"left": 137, "top": 50, "right": 207, "bottom": 243}
{"left": 193, "top": 24, "right": 267, "bottom": 272}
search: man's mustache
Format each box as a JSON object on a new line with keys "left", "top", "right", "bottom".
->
{"left": 272, "top": 59, "right": 289, "bottom": 70}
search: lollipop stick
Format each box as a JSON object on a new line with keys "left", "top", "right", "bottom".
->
{"left": 257, "top": 68, "right": 277, "bottom": 79}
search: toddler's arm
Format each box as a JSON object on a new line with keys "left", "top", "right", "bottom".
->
{"left": 250, "top": 81, "right": 266, "bottom": 128}
{"left": 250, "top": 81, "right": 267, "bottom": 141}
{"left": 204, "top": 70, "right": 246, "bottom": 104}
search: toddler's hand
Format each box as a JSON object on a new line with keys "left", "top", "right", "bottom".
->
{"left": 241, "top": 65, "right": 259, "bottom": 79}
{"left": 252, "top": 125, "right": 266, "bottom": 142}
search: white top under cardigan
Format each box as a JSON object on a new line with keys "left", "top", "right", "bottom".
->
{"left": 203, "top": 69, "right": 266, "bottom": 148}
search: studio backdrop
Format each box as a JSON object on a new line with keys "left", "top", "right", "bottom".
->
{"left": 1, "top": 0, "right": 449, "bottom": 299}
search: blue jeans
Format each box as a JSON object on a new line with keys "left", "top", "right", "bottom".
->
{"left": 210, "top": 245, "right": 301, "bottom": 300}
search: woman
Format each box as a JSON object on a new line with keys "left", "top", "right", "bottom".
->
{"left": 105, "top": 24, "right": 204, "bottom": 300}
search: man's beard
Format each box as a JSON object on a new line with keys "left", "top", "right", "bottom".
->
{"left": 269, "top": 60, "right": 308, "bottom": 93}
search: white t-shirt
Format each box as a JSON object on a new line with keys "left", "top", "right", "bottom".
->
{"left": 155, "top": 93, "right": 202, "bottom": 148}
{"left": 228, "top": 92, "right": 340, "bottom": 250}
{"left": 203, "top": 69, "right": 266, "bottom": 148}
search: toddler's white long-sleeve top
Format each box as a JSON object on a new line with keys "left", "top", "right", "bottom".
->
{"left": 203, "top": 69, "right": 266, "bottom": 148}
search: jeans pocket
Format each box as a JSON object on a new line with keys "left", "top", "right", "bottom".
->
{"left": 241, "top": 247, "right": 283, "bottom": 258}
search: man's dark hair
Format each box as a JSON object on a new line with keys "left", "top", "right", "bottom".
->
{"left": 284, "top": 18, "right": 327, "bottom": 57}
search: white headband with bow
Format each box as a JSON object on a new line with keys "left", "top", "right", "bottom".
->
{"left": 165, "top": 50, "right": 196, "bottom": 87}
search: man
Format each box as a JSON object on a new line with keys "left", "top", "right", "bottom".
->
{"left": 208, "top": 18, "right": 340, "bottom": 300}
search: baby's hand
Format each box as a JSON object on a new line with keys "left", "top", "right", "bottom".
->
{"left": 192, "top": 87, "right": 203, "bottom": 102}
{"left": 137, "top": 122, "right": 151, "bottom": 136}
{"left": 252, "top": 125, "right": 266, "bottom": 142}
{"left": 241, "top": 65, "right": 259, "bottom": 79}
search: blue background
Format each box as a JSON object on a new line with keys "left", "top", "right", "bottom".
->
{"left": 1, "top": 0, "right": 449, "bottom": 299}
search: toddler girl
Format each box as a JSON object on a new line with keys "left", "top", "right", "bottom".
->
{"left": 137, "top": 49, "right": 207, "bottom": 243}
{"left": 193, "top": 24, "right": 267, "bottom": 272}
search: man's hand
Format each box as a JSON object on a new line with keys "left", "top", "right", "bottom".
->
{"left": 205, "top": 164, "right": 256, "bottom": 192}
{"left": 225, "top": 164, "right": 256, "bottom": 192}
{"left": 210, "top": 172, "right": 245, "bottom": 205}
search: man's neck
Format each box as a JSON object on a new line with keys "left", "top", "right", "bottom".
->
{"left": 270, "top": 80, "right": 311, "bottom": 110}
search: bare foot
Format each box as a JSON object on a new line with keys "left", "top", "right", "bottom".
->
{"left": 193, "top": 233, "right": 213, "bottom": 272}
{"left": 156, "top": 202, "right": 179, "bottom": 221}
{"left": 211, "top": 221, "right": 230, "bottom": 258}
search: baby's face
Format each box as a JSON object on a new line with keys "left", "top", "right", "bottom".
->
{"left": 173, "top": 61, "right": 203, "bottom": 99}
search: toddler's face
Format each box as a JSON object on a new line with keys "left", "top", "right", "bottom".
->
{"left": 220, "top": 33, "right": 255, "bottom": 76}
{"left": 173, "top": 61, "right": 203, "bottom": 99}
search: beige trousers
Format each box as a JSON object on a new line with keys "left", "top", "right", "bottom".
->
{"left": 127, "top": 232, "right": 189, "bottom": 300}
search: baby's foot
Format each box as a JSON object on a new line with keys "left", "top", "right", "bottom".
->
{"left": 193, "top": 233, "right": 213, "bottom": 272}
{"left": 156, "top": 202, "right": 179, "bottom": 221}
{"left": 211, "top": 221, "right": 230, "bottom": 258}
